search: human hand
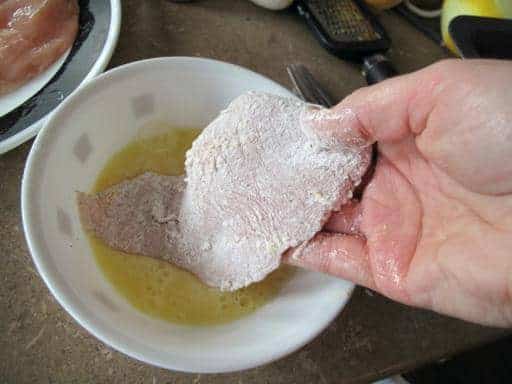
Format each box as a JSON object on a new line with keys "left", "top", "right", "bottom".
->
{"left": 285, "top": 59, "right": 512, "bottom": 327}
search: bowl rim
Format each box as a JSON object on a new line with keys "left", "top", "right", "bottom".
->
{"left": 21, "top": 56, "right": 354, "bottom": 373}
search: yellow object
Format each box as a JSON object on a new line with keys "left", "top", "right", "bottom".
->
{"left": 441, "top": 0, "right": 510, "bottom": 54}
{"left": 89, "top": 126, "right": 294, "bottom": 326}
{"left": 364, "top": 0, "right": 402, "bottom": 10}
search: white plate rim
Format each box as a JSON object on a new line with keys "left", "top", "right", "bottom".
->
{"left": 0, "top": 0, "right": 122, "bottom": 155}
{"left": 21, "top": 56, "right": 355, "bottom": 373}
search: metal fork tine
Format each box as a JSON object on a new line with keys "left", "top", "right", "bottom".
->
{"left": 287, "top": 64, "right": 335, "bottom": 107}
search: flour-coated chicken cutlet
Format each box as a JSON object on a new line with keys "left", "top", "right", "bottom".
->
{"left": 78, "top": 92, "right": 371, "bottom": 290}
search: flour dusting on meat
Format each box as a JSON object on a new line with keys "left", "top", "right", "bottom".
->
{"left": 78, "top": 92, "right": 371, "bottom": 291}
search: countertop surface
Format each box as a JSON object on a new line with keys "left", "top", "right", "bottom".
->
{"left": 0, "top": 1, "right": 508, "bottom": 383}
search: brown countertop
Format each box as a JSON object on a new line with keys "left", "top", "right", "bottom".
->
{"left": 0, "top": 1, "right": 508, "bottom": 383}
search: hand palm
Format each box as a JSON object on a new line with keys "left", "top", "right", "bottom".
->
{"left": 287, "top": 60, "right": 512, "bottom": 326}
{"left": 363, "top": 138, "right": 512, "bottom": 326}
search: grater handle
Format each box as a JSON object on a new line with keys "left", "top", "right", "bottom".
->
{"left": 362, "top": 54, "right": 397, "bottom": 85}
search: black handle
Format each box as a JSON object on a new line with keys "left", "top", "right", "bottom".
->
{"left": 449, "top": 15, "right": 512, "bottom": 59}
{"left": 362, "top": 54, "right": 397, "bottom": 85}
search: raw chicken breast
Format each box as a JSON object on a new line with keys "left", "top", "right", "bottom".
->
{"left": 0, "top": 0, "right": 79, "bottom": 95}
{"left": 78, "top": 92, "right": 371, "bottom": 290}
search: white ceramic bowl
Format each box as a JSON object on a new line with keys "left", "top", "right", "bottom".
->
{"left": 22, "top": 57, "right": 354, "bottom": 373}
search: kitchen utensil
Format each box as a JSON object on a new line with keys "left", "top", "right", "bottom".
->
{"left": 287, "top": 64, "right": 334, "bottom": 107}
{"left": 296, "top": 0, "right": 397, "bottom": 84}
{"left": 449, "top": 15, "right": 512, "bottom": 59}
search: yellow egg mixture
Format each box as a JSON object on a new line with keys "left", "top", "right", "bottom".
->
{"left": 88, "top": 126, "right": 293, "bottom": 325}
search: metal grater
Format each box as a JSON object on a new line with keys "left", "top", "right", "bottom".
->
{"left": 306, "top": 0, "right": 380, "bottom": 42}
{"left": 296, "top": 0, "right": 391, "bottom": 61}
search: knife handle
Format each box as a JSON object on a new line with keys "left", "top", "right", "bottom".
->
{"left": 362, "top": 54, "right": 397, "bottom": 85}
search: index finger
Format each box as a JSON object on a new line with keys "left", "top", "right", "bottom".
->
{"left": 284, "top": 233, "right": 375, "bottom": 289}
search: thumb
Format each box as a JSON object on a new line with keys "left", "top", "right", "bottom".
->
{"left": 301, "top": 60, "right": 449, "bottom": 145}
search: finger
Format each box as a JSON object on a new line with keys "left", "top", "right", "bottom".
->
{"left": 302, "top": 60, "right": 458, "bottom": 145}
{"left": 284, "top": 233, "right": 375, "bottom": 289}
{"left": 360, "top": 156, "right": 422, "bottom": 302}
{"left": 324, "top": 200, "right": 363, "bottom": 235}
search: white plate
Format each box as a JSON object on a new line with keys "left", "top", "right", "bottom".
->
{"left": 0, "top": 49, "right": 70, "bottom": 117}
{"left": 22, "top": 57, "right": 355, "bottom": 373}
{"left": 0, "top": 0, "right": 121, "bottom": 154}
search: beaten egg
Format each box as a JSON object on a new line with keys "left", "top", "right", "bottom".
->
{"left": 87, "top": 125, "right": 294, "bottom": 325}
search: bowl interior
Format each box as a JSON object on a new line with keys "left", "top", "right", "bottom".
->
{"left": 22, "top": 57, "right": 354, "bottom": 373}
